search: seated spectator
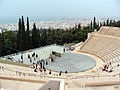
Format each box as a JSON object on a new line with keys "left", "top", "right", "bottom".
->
{"left": 34, "top": 69, "right": 37, "bottom": 72}
{"left": 65, "top": 71, "right": 68, "bottom": 74}
{"left": 39, "top": 68, "right": 42, "bottom": 72}
{"left": 44, "top": 69, "right": 46, "bottom": 73}
{"left": 102, "top": 68, "right": 106, "bottom": 71}
{"left": 109, "top": 69, "right": 113, "bottom": 73}
{"left": 117, "top": 64, "right": 119, "bottom": 67}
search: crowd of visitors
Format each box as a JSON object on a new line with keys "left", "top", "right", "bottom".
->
{"left": 102, "top": 62, "right": 113, "bottom": 73}
{"left": 92, "top": 61, "right": 120, "bottom": 74}
{"left": 29, "top": 51, "right": 69, "bottom": 76}
{"left": 4, "top": 48, "right": 70, "bottom": 77}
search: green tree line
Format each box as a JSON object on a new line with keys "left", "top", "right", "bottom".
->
{"left": 0, "top": 16, "right": 120, "bottom": 56}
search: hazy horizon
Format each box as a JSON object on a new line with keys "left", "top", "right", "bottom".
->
{"left": 0, "top": 0, "right": 120, "bottom": 24}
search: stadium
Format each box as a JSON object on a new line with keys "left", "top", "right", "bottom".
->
{"left": 0, "top": 26, "right": 120, "bottom": 90}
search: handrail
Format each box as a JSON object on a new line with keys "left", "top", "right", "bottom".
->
{"left": 0, "top": 62, "right": 120, "bottom": 80}
{"left": 0, "top": 66, "right": 66, "bottom": 79}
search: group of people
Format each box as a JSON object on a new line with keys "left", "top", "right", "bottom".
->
{"left": 49, "top": 56, "right": 55, "bottom": 62}
{"left": 92, "top": 61, "right": 120, "bottom": 74}
{"left": 31, "top": 52, "right": 68, "bottom": 76}
{"left": 33, "top": 59, "right": 48, "bottom": 74}
{"left": 102, "top": 61, "right": 120, "bottom": 73}
{"left": 14, "top": 51, "right": 68, "bottom": 76}
{"left": 28, "top": 52, "right": 39, "bottom": 63}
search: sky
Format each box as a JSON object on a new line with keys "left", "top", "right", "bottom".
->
{"left": 0, "top": 0, "right": 120, "bottom": 23}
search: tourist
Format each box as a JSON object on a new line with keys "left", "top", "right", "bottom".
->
{"left": 53, "top": 56, "right": 55, "bottom": 62}
{"left": 59, "top": 71, "right": 62, "bottom": 76}
{"left": 52, "top": 51, "right": 55, "bottom": 55}
{"left": 39, "top": 60, "right": 41, "bottom": 66}
{"left": 43, "top": 66, "right": 45, "bottom": 70}
{"left": 40, "top": 62, "right": 42, "bottom": 69}
{"left": 117, "top": 64, "right": 119, "bottom": 67}
{"left": 49, "top": 70, "right": 51, "bottom": 74}
{"left": 36, "top": 64, "right": 38, "bottom": 69}
{"left": 109, "top": 69, "right": 113, "bottom": 73}
{"left": 34, "top": 69, "right": 37, "bottom": 72}
{"left": 8, "top": 56, "right": 13, "bottom": 61}
{"left": 32, "top": 54, "right": 34, "bottom": 57}
{"left": 30, "top": 58, "right": 32, "bottom": 63}
{"left": 33, "top": 63, "right": 35, "bottom": 68}
{"left": 109, "top": 62, "right": 111, "bottom": 65}
{"left": 65, "top": 71, "right": 67, "bottom": 74}
{"left": 21, "top": 55, "right": 23, "bottom": 60}
{"left": 46, "top": 61, "right": 48, "bottom": 65}
{"left": 28, "top": 54, "right": 30, "bottom": 59}
{"left": 36, "top": 54, "right": 38, "bottom": 58}
{"left": 44, "top": 68, "right": 46, "bottom": 73}
{"left": 37, "top": 61, "right": 38, "bottom": 64}
{"left": 49, "top": 57, "right": 51, "bottom": 62}
{"left": 34, "top": 55, "right": 36, "bottom": 61}
{"left": 43, "top": 67, "right": 47, "bottom": 75}
{"left": 51, "top": 57, "right": 53, "bottom": 62}
{"left": 32, "top": 52, "right": 35, "bottom": 57}
{"left": 39, "top": 68, "right": 42, "bottom": 72}
{"left": 63, "top": 48, "right": 65, "bottom": 52}
{"left": 43, "top": 59, "right": 45, "bottom": 66}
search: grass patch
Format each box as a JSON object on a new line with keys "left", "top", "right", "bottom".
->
{"left": 0, "top": 59, "right": 30, "bottom": 67}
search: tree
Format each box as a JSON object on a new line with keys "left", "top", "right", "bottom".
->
{"left": 32, "top": 23, "right": 40, "bottom": 48}
{"left": 0, "top": 33, "right": 2, "bottom": 56}
{"left": 17, "top": 16, "right": 27, "bottom": 51}
{"left": 21, "top": 16, "right": 26, "bottom": 50}
{"left": 0, "top": 31, "right": 6, "bottom": 56}
{"left": 93, "top": 16, "right": 96, "bottom": 29}
{"left": 78, "top": 23, "right": 81, "bottom": 29}
{"left": 3, "top": 16, "right": 120, "bottom": 56}
{"left": 26, "top": 17, "right": 31, "bottom": 49}
{"left": 107, "top": 19, "right": 109, "bottom": 26}
{"left": 3, "top": 31, "right": 17, "bottom": 54}
{"left": 117, "top": 21, "right": 120, "bottom": 27}
{"left": 100, "top": 22, "right": 102, "bottom": 27}
{"left": 17, "top": 18, "right": 23, "bottom": 51}
{"left": 103, "top": 21, "right": 106, "bottom": 26}
{"left": 90, "top": 20, "right": 93, "bottom": 28}
{"left": 41, "top": 29, "right": 47, "bottom": 46}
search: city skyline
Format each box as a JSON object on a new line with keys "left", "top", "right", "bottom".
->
{"left": 0, "top": 0, "right": 120, "bottom": 24}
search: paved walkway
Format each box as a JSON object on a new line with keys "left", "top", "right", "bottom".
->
{"left": 39, "top": 80, "right": 60, "bottom": 90}
{"left": 0, "top": 45, "right": 64, "bottom": 65}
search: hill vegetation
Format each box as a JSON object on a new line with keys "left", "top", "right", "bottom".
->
{"left": 0, "top": 16, "right": 120, "bottom": 56}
